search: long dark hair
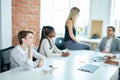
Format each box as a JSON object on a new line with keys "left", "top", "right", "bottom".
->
{"left": 37, "top": 26, "right": 55, "bottom": 52}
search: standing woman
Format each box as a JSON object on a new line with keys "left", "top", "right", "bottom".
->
{"left": 64, "top": 7, "right": 90, "bottom": 50}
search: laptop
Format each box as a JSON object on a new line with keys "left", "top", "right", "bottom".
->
{"left": 78, "top": 64, "right": 99, "bottom": 73}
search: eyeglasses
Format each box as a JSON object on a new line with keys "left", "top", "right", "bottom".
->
{"left": 107, "top": 30, "right": 113, "bottom": 32}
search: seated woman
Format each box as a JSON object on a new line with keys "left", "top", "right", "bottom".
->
{"left": 10, "top": 30, "right": 45, "bottom": 70}
{"left": 64, "top": 7, "right": 90, "bottom": 50}
{"left": 38, "top": 26, "right": 70, "bottom": 58}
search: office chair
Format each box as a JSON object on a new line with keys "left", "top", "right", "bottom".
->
{"left": 117, "top": 36, "right": 120, "bottom": 39}
{"left": 0, "top": 50, "right": 2, "bottom": 72}
{"left": 0, "top": 46, "right": 14, "bottom": 72}
{"left": 55, "top": 37, "right": 66, "bottom": 50}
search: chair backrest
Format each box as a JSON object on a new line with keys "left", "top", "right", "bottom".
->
{"left": 117, "top": 36, "right": 120, "bottom": 39}
{"left": 0, "top": 46, "right": 14, "bottom": 72}
{"left": 55, "top": 37, "right": 66, "bottom": 50}
{"left": 0, "top": 50, "right": 2, "bottom": 72}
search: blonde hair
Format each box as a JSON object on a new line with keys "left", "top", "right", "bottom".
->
{"left": 66, "top": 7, "right": 80, "bottom": 26}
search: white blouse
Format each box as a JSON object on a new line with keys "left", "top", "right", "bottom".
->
{"left": 10, "top": 45, "right": 44, "bottom": 70}
{"left": 39, "top": 38, "right": 62, "bottom": 58}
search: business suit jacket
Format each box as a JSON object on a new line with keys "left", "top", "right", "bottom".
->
{"left": 98, "top": 36, "right": 120, "bottom": 54}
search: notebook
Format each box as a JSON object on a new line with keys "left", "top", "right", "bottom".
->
{"left": 78, "top": 64, "right": 99, "bottom": 73}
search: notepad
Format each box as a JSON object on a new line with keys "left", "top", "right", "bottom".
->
{"left": 78, "top": 64, "right": 99, "bottom": 73}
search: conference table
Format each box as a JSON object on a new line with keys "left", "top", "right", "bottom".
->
{"left": 0, "top": 50, "right": 119, "bottom": 80}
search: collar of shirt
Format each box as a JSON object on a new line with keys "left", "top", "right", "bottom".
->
{"left": 16, "top": 45, "right": 28, "bottom": 56}
{"left": 107, "top": 37, "right": 113, "bottom": 40}
{"left": 47, "top": 37, "right": 55, "bottom": 44}
{"left": 47, "top": 37, "right": 53, "bottom": 41}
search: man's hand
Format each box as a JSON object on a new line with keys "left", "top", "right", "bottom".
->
{"left": 102, "top": 50, "right": 109, "bottom": 53}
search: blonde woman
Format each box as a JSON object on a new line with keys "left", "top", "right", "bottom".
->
{"left": 64, "top": 7, "right": 90, "bottom": 50}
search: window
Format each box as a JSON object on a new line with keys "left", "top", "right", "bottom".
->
{"left": 110, "top": 0, "right": 120, "bottom": 36}
{"left": 41, "top": 0, "right": 90, "bottom": 36}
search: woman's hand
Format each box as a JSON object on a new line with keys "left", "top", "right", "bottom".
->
{"left": 62, "top": 52, "right": 70, "bottom": 57}
{"left": 28, "top": 44, "right": 33, "bottom": 59}
{"left": 38, "top": 58, "right": 44, "bottom": 67}
{"left": 76, "top": 40, "right": 81, "bottom": 43}
{"left": 27, "top": 44, "right": 33, "bottom": 50}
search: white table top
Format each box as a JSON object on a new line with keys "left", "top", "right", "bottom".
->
{"left": 77, "top": 37, "right": 101, "bottom": 43}
{"left": 0, "top": 50, "right": 119, "bottom": 80}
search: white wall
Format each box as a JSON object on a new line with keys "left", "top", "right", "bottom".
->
{"left": 88, "top": 0, "right": 112, "bottom": 37}
{"left": 0, "top": 0, "right": 1, "bottom": 49}
{"left": 0, "top": 0, "right": 12, "bottom": 49}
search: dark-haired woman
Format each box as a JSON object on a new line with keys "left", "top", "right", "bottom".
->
{"left": 38, "top": 26, "right": 70, "bottom": 58}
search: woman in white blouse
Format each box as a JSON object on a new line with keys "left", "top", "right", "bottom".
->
{"left": 38, "top": 26, "right": 70, "bottom": 58}
{"left": 10, "top": 30, "right": 45, "bottom": 70}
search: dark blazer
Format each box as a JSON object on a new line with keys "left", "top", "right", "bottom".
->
{"left": 98, "top": 36, "right": 120, "bottom": 54}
